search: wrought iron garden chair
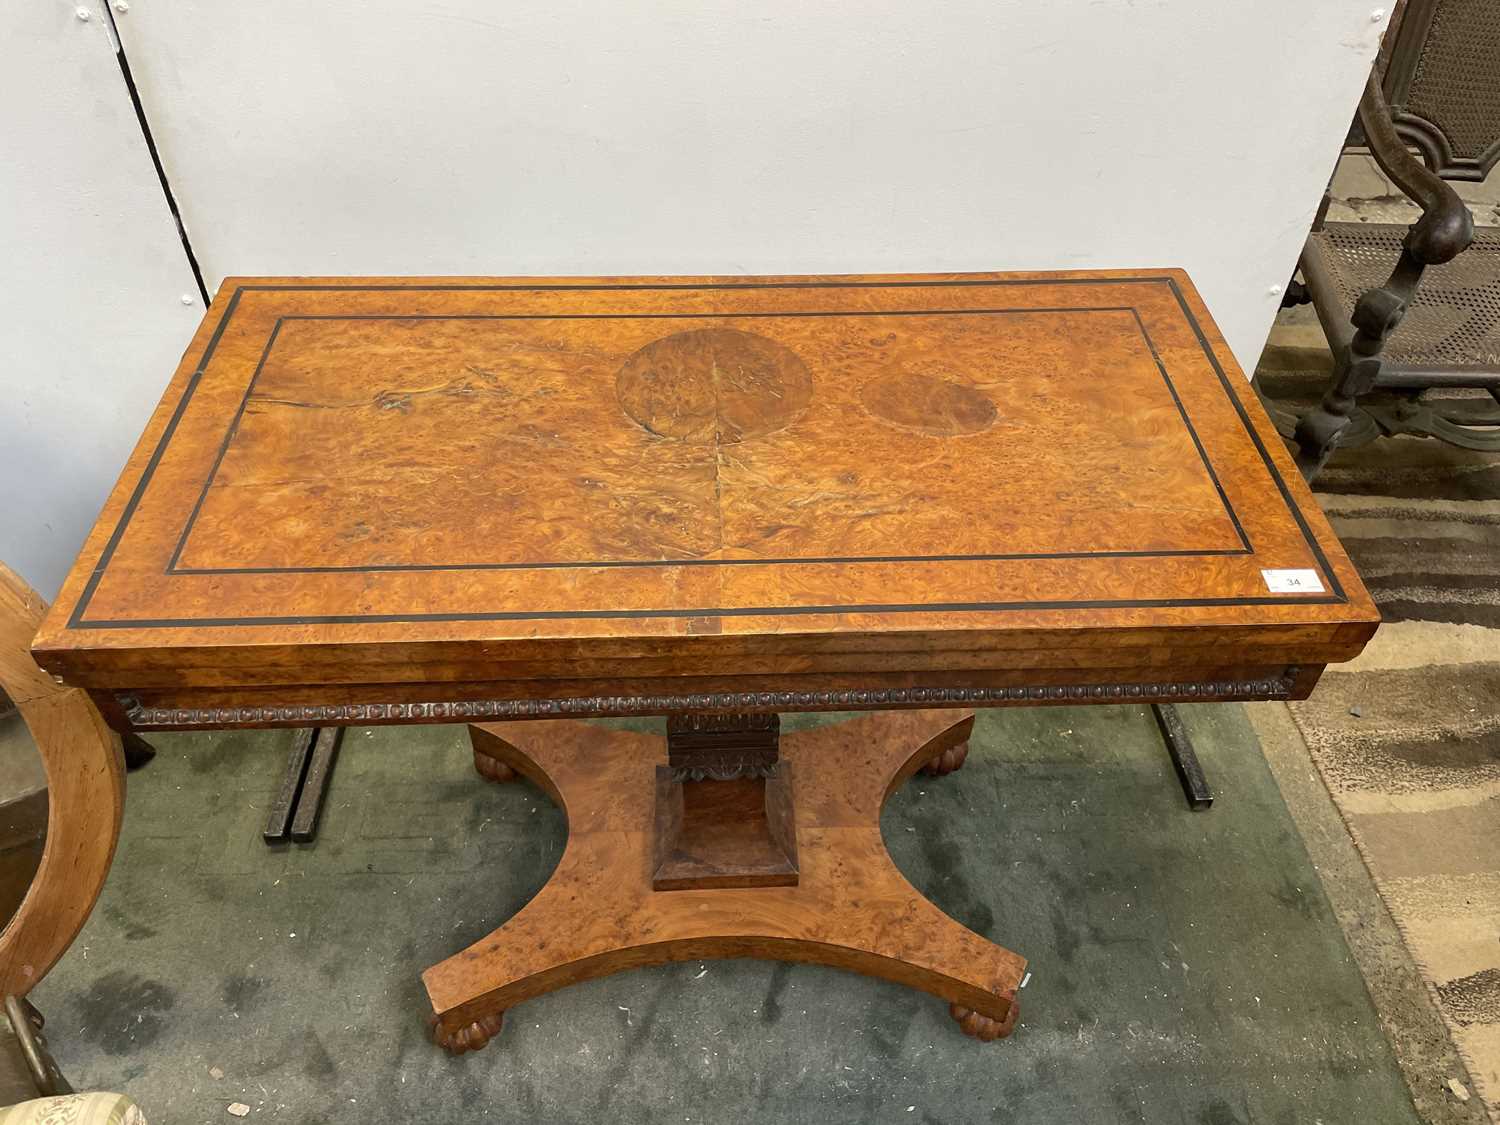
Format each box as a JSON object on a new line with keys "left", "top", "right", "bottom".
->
{"left": 1288, "top": 0, "right": 1500, "bottom": 479}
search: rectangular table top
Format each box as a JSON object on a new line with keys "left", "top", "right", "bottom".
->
{"left": 33, "top": 272, "right": 1378, "bottom": 721}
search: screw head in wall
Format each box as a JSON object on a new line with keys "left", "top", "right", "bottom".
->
{"left": 1370, "top": 8, "right": 1386, "bottom": 21}
{"left": 114, "top": 0, "right": 129, "bottom": 10}
{"left": 181, "top": 294, "right": 195, "bottom": 306}
{"left": 1267, "top": 284, "right": 1282, "bottom": 296}
{"left": 75, "top": 7, "right": 90, "bottom": 20}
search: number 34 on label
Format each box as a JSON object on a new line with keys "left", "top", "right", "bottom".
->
{"left": 1261, "top": 568, "right": 1326, "bottom": 594}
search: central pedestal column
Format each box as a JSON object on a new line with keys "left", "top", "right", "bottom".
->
{"left": 653, "top": 713, "right": 798, "bottom": 891}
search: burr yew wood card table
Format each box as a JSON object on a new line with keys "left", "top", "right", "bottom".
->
{"left": 31, "top": 272, "right": 1378, "bottom": 1053}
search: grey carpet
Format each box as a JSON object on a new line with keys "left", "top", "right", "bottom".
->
{"left": 32, "top": 705, "right": 1419, "bottom": 1124}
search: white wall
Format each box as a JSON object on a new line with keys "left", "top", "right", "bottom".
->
{"left": 116, "top": 0, "right": 1389, "bottom": 369}
{"left": 4, "top": 0, "right": 1389, "bottom": 597}
{"left": 1, "top": 1, "right": 201, "bottom": 599}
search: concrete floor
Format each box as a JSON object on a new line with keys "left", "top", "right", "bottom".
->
{"left": 1249, "top": 703, "right": 1487, "bottom": 1125}
{"left": 31, "top": 704, "right": 1421, "bottom": 1124}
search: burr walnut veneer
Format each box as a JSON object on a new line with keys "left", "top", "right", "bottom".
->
{"left": 31, "top": 272, "right": 1378, "bottom": 1052}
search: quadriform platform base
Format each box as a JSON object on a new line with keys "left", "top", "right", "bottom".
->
{"left": 426, "top": 711, "right": 1021, "bottom": 1054}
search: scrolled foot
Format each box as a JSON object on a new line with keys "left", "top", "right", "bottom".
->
{"left": 921, "top": 742, "right": 969, "bottom": 777}
{"left": 473, "top": 749, "right": 519, "bottom": 784}
{"left": 431, "top": 1010, "right": 504, "bottom": 1055}
{"left": 950, "top": 993, "right": 1018, "bottom": 1042}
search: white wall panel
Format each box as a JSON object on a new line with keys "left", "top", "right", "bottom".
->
{"left": 1, "top": 1, "right": 202, "bottom": 598}
{"left": 114, "top": 1, "right": 1389, "bottom": 372}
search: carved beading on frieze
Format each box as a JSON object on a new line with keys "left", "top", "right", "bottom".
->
{"left": 120, "top": 669, "right": 1300, "bottom": 729}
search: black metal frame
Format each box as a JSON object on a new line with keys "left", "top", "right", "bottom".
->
{"left": 1384, "top": 0, "right": 1500, "bottom": 182}
{"left": 2, "top": 995, "right": 70, "bottom": 1100}
{"left": 1152, "top": 704, "right": 1213, "bottom": 810}
{"left": 263, "top": 727, "right": 343, "bottom": 844}
{"left": 1291, "top": 70, "right": 1490, "bottom": 478}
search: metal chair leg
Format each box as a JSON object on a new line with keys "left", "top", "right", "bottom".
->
{"left": 121, "top": 731, "right": 156, "bottom": 771}
{"left": 2, "top": 996, "right": 71, "bottom": 1099}
{"left": 263, "top": 727, "right": 342, "bottom": 844}
{"left": 1152, "top": 704, "right": 1213, "bottom": 810}
{"left": 1293, "top": 269, "right": 1415, "bottom": 481}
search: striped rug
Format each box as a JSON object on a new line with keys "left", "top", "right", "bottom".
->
{"left": 1261, "top": 388, "right": 1500, "bottom": 1118}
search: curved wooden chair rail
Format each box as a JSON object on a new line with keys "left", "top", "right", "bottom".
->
{"left": 0, "top": 563, "right": 124, "bottom": 997}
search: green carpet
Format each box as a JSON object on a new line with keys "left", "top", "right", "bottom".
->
{"left": 32, "top": 705, "right": 1419, "bottom": 1123}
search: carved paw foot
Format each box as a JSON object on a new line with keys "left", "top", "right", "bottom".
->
{"left": 430, "top": 1010, "right": 504, "bottom": 1055}
{"left": 473, "top": 750, "right": 519, "bottom": 784}
{"left": 949, "top": 993, "right": 1018, "bottom": 1042}
{"left": 921, "top": 742, "right": 969, "bottom": 777}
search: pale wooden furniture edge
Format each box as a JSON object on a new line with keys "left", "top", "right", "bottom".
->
{"left": 0, "top": 563, "right": 124, "bottom": 996}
